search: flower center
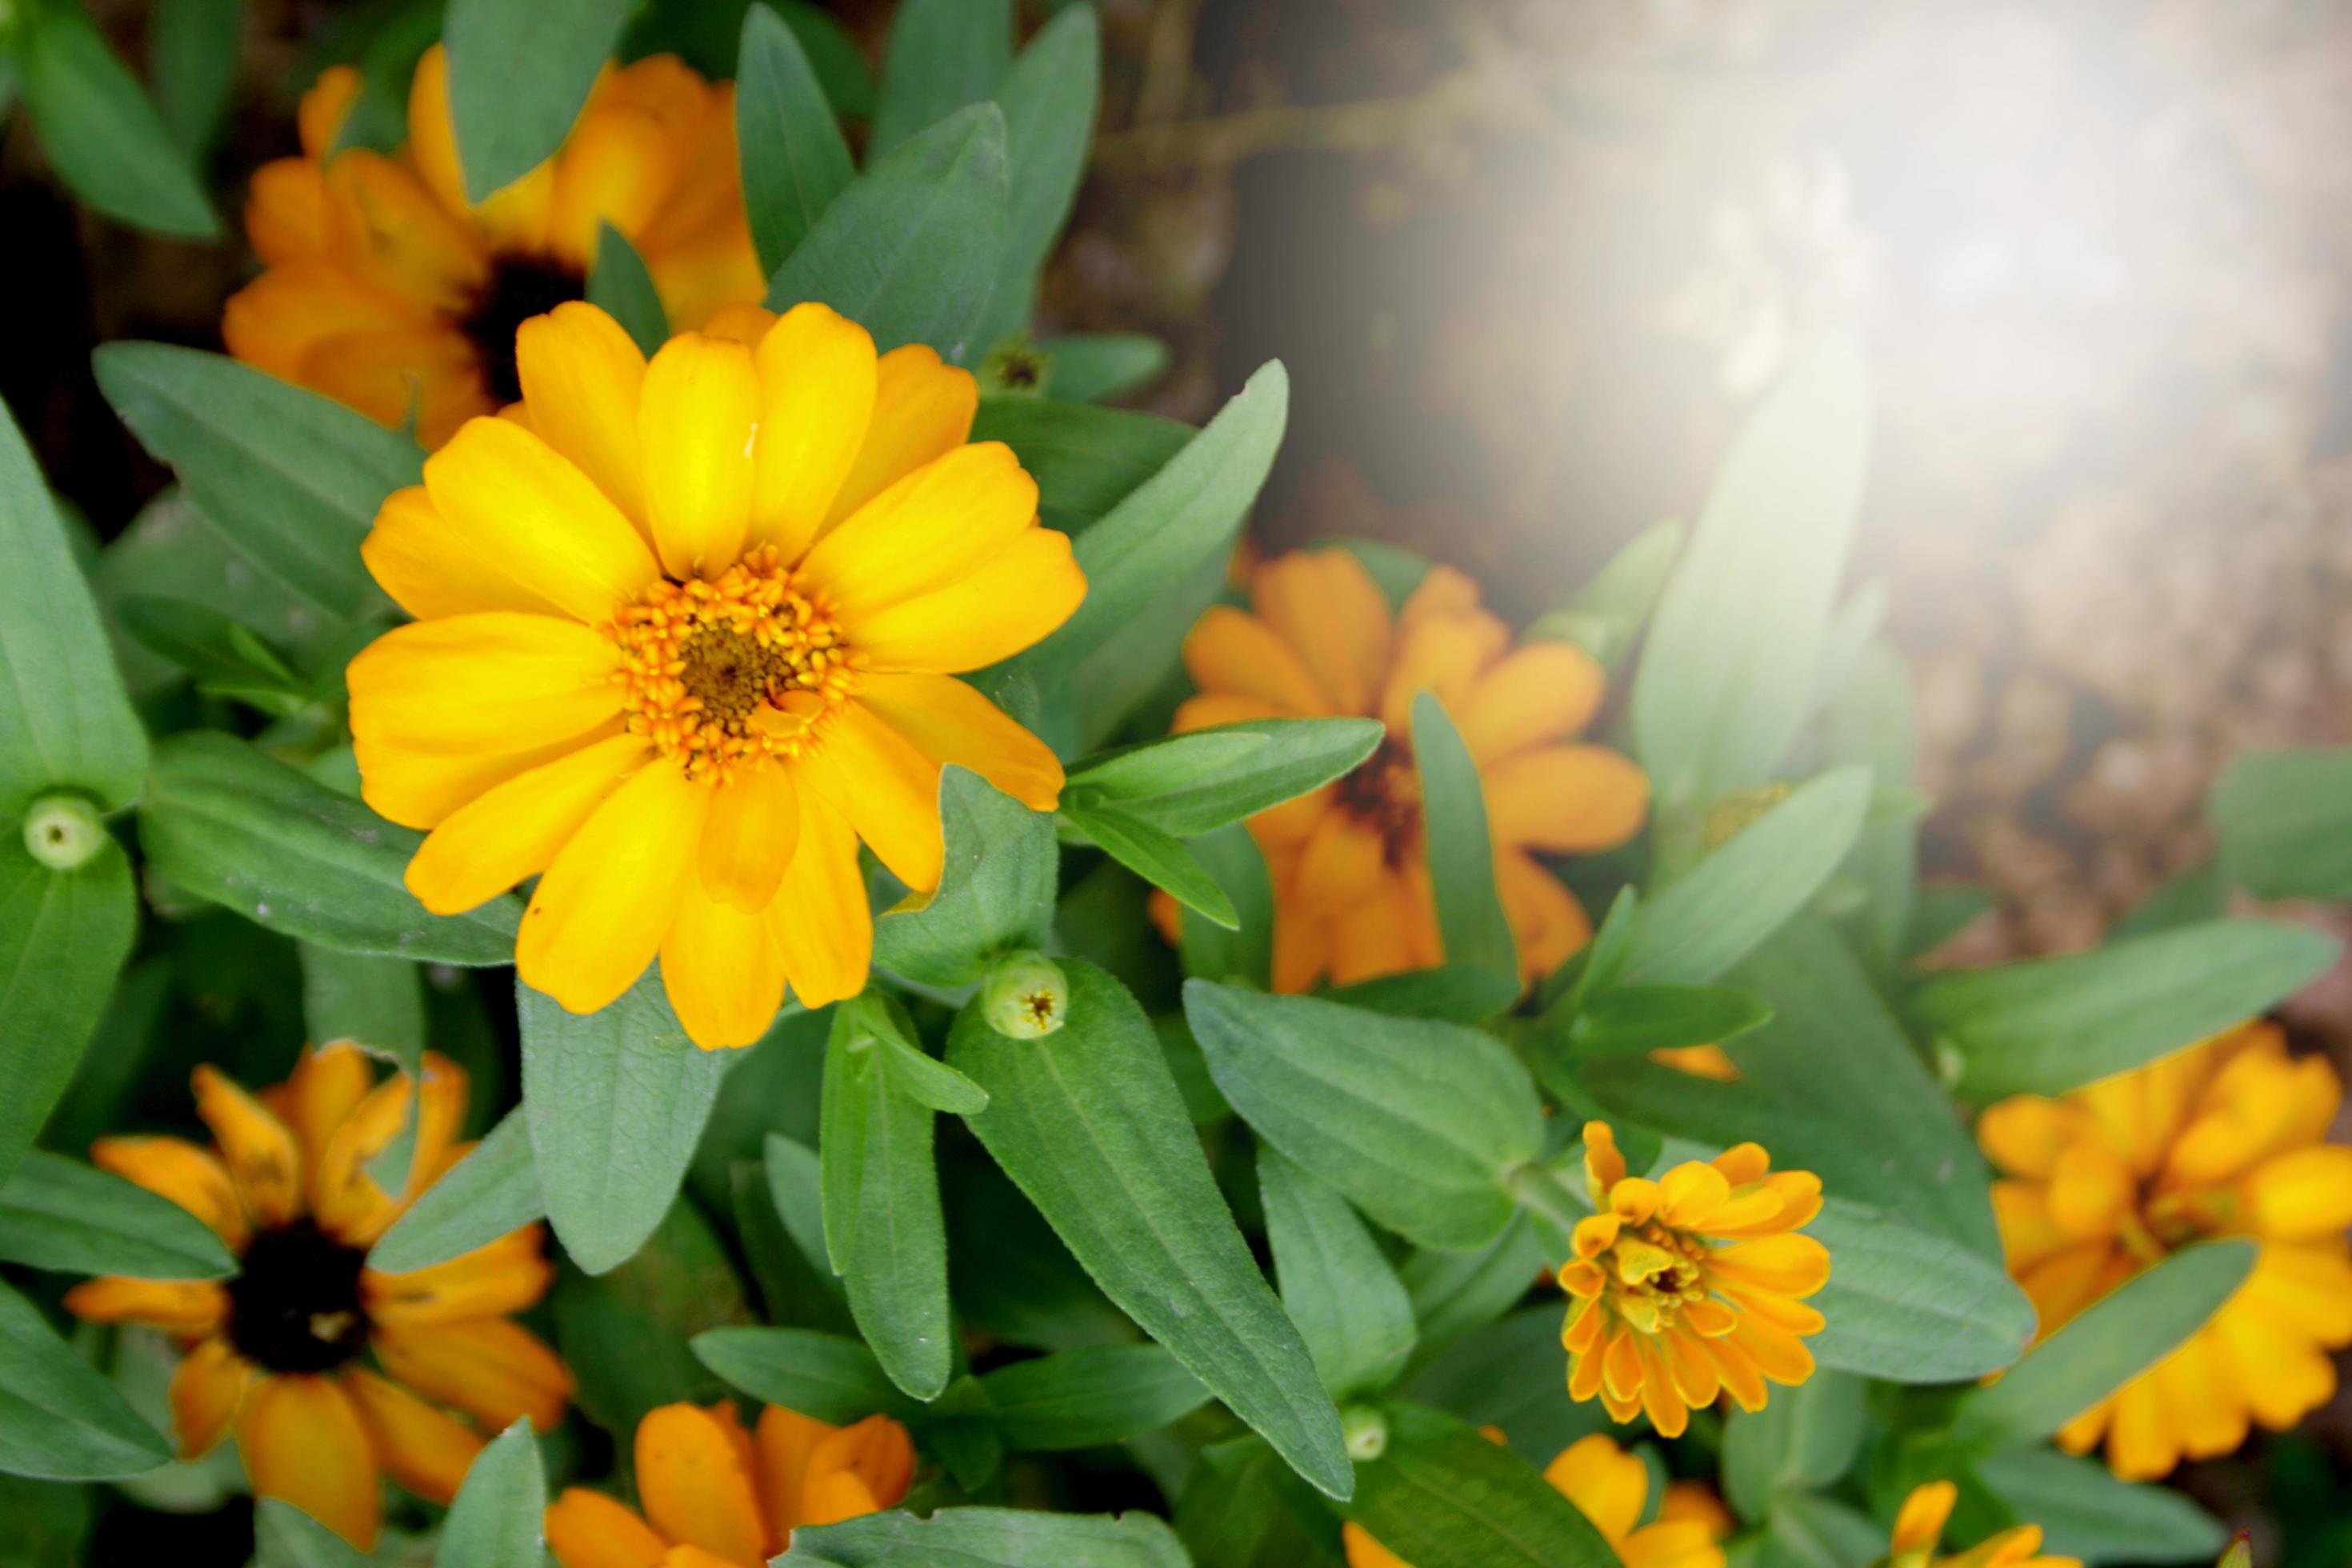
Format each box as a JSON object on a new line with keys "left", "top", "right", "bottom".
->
{"left": 613, "top": 546, "right": 860, "bottom": 782}
{"left": 226, "top": 1219, "right": 370, "bottom": 1373}
{"left": 1601, "top": 1223, "right": 1714, "bottom": 1334}
{"left": 1334, "top": 737, "right": 1422, "bottom": 866}
{"left": 460, "top": 254, "right": 586, "bottom": 406}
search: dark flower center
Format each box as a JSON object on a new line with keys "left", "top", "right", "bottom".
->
{"left": 226, "top": 1219, "right": 370, "bottom": 1373}
{"left": 678, "top": 625, "right": 795, "bottom": 729}
{"left": 460, "top": 254, "right": 587, "bottom": 406}
{"left": 1334, "top": 737, "right": 1422, "bottom": 866}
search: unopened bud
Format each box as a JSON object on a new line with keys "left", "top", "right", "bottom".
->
{"left": 24, "top": 794, "right": 106, "bottom": 871}
{"left": 1341, "top": 1406, "right": 1388, "bottom": 1461}
{"left": 981, "top": 950, "right": 1068, "bottom": 1038}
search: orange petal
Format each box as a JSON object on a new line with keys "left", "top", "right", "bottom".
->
{"left": 343, "top": 1368, "right": 483, "bottom": 1505}
{"left": 1483, "top": 746, "right": 1650, "bottom": 853}
{"left": 638, "top": 1403, "right": 769, "bottom": 1566}
{"left": 371, "top": 1318, "right": 572, "bottom": 1433}
{"left": 1455, "top": 641, "right": 1605, "bottom": 762}
{"left": 1249, "top": 549, "right": 1392, "bottom": 714}
{"left": 363, "top": 1229, "right": 554, "bottom": 1327}
{"left": 62, "top": 1278, "right": 226, "bottom": 1336}
{"left": 169, "top": 1338, "right": 251, "bottom": 1458}
{"left": 1182, "top": 606, "right": 1329, "bottom": 717}
{"left": 238, "top": 1374, "right": 382, "bottom": 1549}
{"left": 192, "top": 1066, "right": 304, "bottom": 1227}
{"left": 547, "top": 1487, "right": 671, "bottom": 1568}
{"left": 91, "top": 1136, "right": 248, "bottom": 1250}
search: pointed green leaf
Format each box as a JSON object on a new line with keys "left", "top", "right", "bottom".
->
{"left": 1526, "top": 518, "right": 1683, "bottom": 673}
{"left": 0, "top": 835, "right": 137, "bottom": 1191}
{"left": 868, "top": 0, "right": 1010, "bottom": 158}
{"left": 253, "top": 1499, "right": 368, "bottom": 1568}
{"left": 1805, "top": 1198, "right": 2034, "bottom": 1382}
{"left": 970, "top": 398, "right": 1191, "bottom": 536}
{"left": 1068, "top": 802, "right": 1238, "bottom": 929}
{"left": 443, "top": 0, "right": 632, "bottom": 200}
{"left": 589, "top": 222, "right": 669, "bottom": 358}
{"left": 298, "top": 944, "right": 424, "bottom": 1075}
{"left": 736, "top": 2, "right": 854, "bottom": 276}
{"left": 978, "top": 3, "right": 1101, "bottom": 342}
{"left": 370, "top": 1111, "right": 544, "bottom": 1272}
{"left": 1414, "top": 692, "right": 1514, "bottom": 981}
{"left": 1176, "top": 824, "right": 1274, "bottom": 987}
{"left": 1258, "top": 1148, "right": 1415, "bottom": 1399}
{"left": 0, "top": 1279, "right": 170, "bottom": 1478}
{"left": 1565, "top": 983, "right": 1770, "bottom": 1058}
{"left": 693, "top": 1326, "right": 924, "bottom": 1424}
{"left": 874, "top": 766, "right": 1054, "bottom": 987}
{"left": 438, "top": 1420, "right": 547, "bottom": 1567}
{"left": 782, "top": 1506, "right": 1189, "bottom": 1567}
{"left": 1972, "top": 1447, "right": 2225, "bottom": 1566}
{"left": 1066, "top": 718, "right": 1385, "bottom": 837}
{"left": 150, "top": 0, "right": 242, "bottom": 153}
{"left": 1347, "top": 1402, "right": 1618, "bottom": 1568}
{"left": 1721, "top": 1372, "right": 1866, "bottom": 1521}
{"left": 0, "top": 1150, "right": 236, "bottom": 1280}
{"left": 19, "top": 6, "right": 218, "bottom": 238}
{"left": 976, "top": 1344, "right": 1209, "bottom": 1450}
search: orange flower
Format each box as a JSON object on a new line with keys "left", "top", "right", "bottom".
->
{"left": 545, "top": 1401, "right": 915, "bottom": 1567}
{"left": 64, "top": 1046, "right": 568, "bottom": 1548}
{"left": 225, "top": 46, "right": 762, "bottom": 447}
{"left": 1166, "top": 549, "right": 1648, "bottom": 991}
{"left": 1978, "top": 1020, "right": 2352, "bottom": 1478}
{"left": 1558, "top": 1123, "right": 1830, "bottom": 1436}
{"left": 1890, "top": 1481, "right": 2081, "bottom": 1568}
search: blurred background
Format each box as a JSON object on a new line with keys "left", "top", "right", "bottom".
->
{"left": 7, "top": 0, "right": 2352, "bottom": 1559}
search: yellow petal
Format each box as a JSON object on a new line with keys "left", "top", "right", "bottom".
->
{"left": 402, "top": 46, "right": 468, "bottom": 214}
{"left": 342, "top": 1368, "right": 483, "bottom": 1505}
{"left": 751, "top": 302, "right": 878, "bottom": 559}
{"left": 546, "top": 1488, "right": 670, "bottom": 1568}
{"left": 1658, "top": 1160, "right": 1734, "bottom": 1230}
{"left": 349, "top": 612, "right": 624, "bottom": 780}
{"left": 421, "top": 418, "right": 661, "bottom": 623}
{"left": 1543, "top": 1434, "right": 1646, "bottom": 1541}
{"left": 771, "top": 790, "right": 873, "bottom": 1008}
{"left": 1708, "top": 1234, "right": 1832, "bottom": 1297}
{"left": 407, "top": 733, "right": 656, "bottom": 914}
{"left": 1618, "top": 1519, "right": 1727, "bottom": 1568}
{"left": 170, "top": 1338, "right": 251, "bottom": 1458}
{"left": 1483, "top": 746, "right": 1650, "bottom": 853}
{"left": 517, "top": 302, "right": 650, "bottom": 527}
{"left": 91, "top": 1136, "right": 248, "bottom": 1250}
{"left": 192, "top": 1066, "right": 303, "bottom": 1226}
{"left": 802, "top": 443, "right": 1038, "bottom": 622}
{"left": 637, "top": 1403, "right": 769, "bottom": 1566}
{"left": 845, "top": 527, "right": 1086, "bottom": 674}
{"left": 661, "top": 877, "right": 790, "bottom": 1050}
{"left": 548, "top": 106, "right": 677, "bottom": 268}
{"left": 372, "top": 1318, "right": 572, "bottom": 1433}
{"left": 237, "top": 1374, "right": 382, "bottom": 1549}
{"left": 517, "top": 758, "right": 713, "bottom": 1015}
{"left": 1182, "top": 606, "right": 1330, "bottom": 717}
{"left": 1893, "top": 1482, "right": 1956, "bottom": 1554}
{"left": 1976, "top": 1096, "right": 2080, "bottom": 1180}
{"left": 640, "top": 333, "right": 759, "bottom": 577}
{"left": 298, "top": 65, "right": 361, "bottom": 158}
{"left": 796, "top": 702, "right": 943, "bottom": 893}
{"left": 319, "top": 149, "right": 486, "bottom": 313}
{"left": 62, "top": 1278, "right": 227, "bottom": 1336}
{"left": 308, "top": 1075, "right": 411, "bottom": 1243}
{"left": 699, "top": 762, "right": 800, "bottom": 912}
{"left": 854, "top": 673, "right": 1063, "bottom": 813}
{"left": 824, "top": 344, "right": 978, "bottom": 528}
{"left": 2242, "top": 1146, "right": 2352, "bottom": 1240}
{"left": 364, "top": 485, "right": 569, "bottom": 621}
{"left": 1342, "top": 1521, "right": 1414, "bottom": 1568}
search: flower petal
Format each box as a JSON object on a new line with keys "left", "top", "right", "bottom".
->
{"left": 518, "top": 758, "right": 713, "bottom": 1015}
{"left": 1182, "top": 606, "right": 1330, "bottom": 717}
{"left": 546, "top": 1488, "right": 670, "bottom": 1568}
{"left": 421, "top": 418, "right": 662, "bottom": 623}
{"left": 372, "top": 1318, "right": 572, "bottom": 1433}
{"left": 699, "top": 762, "right": 800, "bottom": 912}
{"left": 407, "top": 733, "right": 656, "bottom": 914}
{"left": 349, "top": 612, "right": 624, "bottom": 771}
{"left": 661, "top": 877, "right": 789, "bottom": 1050}
{"left": 854, "top": 673, "right": 1063, "bottom": 813}
{"left": 796, "top": 702, "right": 943, "bottom": 893}
{"left": 640, "top": 333, "right": 759, "bottom": 577}
{"left": 770, "top": 791, "right": 872, "bottom": 1009}
{"left": 1249, "top": 549, "right": 1391, "bottom": 714}
{"left": 1542, "top": 1434, "right": 1646, "bottom": 1541}
{"left": 803, "top": 443, "right": 1038, "bottom": 622}
{"left": 517, "top": 302, "right": 650, "bottom": 527}
{"left": 62, "top": 1278, "right": 226, "bottom": 1336}
{"left": 2242, "top": 1145, "right": 2352, "bottom": 1241}
{"left": 1484, "top": 746, "right": 1650, "bottom": 853}
{"left": 845, "top": 527, "right": 1086, "bottom": 674}
{"left": 170, "top": 1338, "right": 250, "bottom": 1458}
{"left": 91, "top": 1136, "right": 248, "bottom": 1250}
{"left": 238, "top": 1374, "right": 382, "bottom": 1548}
{"left": 800, "top": 1414, "right": 914, "bottom": 1527}
{"left": 751, "top": 302, "right": 878, "bottom": 559}
{"left": 637, "top": 1403, "right": 768, "bottom": 1566}
{"left": 364, "top": 1229, "right": 554, "bottom": 1327}
{"left": 193, "top": 1066, "right": 303, "bottom": 1226}
{"left": 1456, "top": 641, "right": 1606, "bottom": 762}
{"left": 823, "top": 343, "right": 978, "bottom": 529}
{"left": 342, "top": 1368, "right": 483, "bottom": 1505}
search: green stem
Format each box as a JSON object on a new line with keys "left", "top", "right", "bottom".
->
{"left": 1505, "top": 1161, "right": 1591, "bottom": 1234}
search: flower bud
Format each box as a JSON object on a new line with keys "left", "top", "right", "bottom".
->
{"left": 1341, "top": 1405, "right": 1388, "bottom": 1461}
{"left": 23, "top": 794, "right": 106, "bottom": 871}
{"left": 980, "top": 950, "right": 1069, "bottom": 1038}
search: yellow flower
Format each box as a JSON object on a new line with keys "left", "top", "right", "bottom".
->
{"left": 1558, "top": 1123, "right": 1830, "bottom": 1436}
{"left": 346, "top": 301, "right": 1082, "bottom": 1048}
{"left": 1341, "top": 1434, "right": 1729, "bottom": 1568}
{"left": 1651, "top": 1043, "right": 1740, "bottom": 1081}
{"left": 1890, "top": 1481, "right": 2082, "bottom": 1568}
{"left": 1163, "top": 548, "right": 1648, "bottom": 991}
{"left": 1978, "top": 1020, "right": 2352, "bottom": 1479}
{"left": 63, "top": 1046, "right": 569, "bottom": 1548}
{"left": 544, "top": 1400, "right": 914, "bottom": 1567}
{"left": 225, "top": 46, "right": 763, "bottom": 448}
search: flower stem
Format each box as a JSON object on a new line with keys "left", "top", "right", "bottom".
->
{"left": 1506, "top": 1160, "right": 1591, "bottom": 1233}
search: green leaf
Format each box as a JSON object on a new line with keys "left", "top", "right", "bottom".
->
{"left": 970, "top": 399, "right": 1192, "bottom": 537}
{"left": 150, "top": 0, "right": 242, "bottom": 152}
{"left": 765, "top": 102, "right": 1010, "bottom": 365}
{"left": 438, "top": 1420, "right": 547, "bottom": 1567}
{"left": 0, "top": 1279, "right": 170, "bottom": 1479}
{"left": 253, "top": 1499, "right": 368, "bottom": 1568}
{"left": 0, "top": 834, "right": 137, "bottom": 1191}
{"left": 1629, "top": 338, "right": 1871, "bottom": 814}
{"left": 1412, "top": 694, "right": 1515, "bottom": 982}
{"left": 782, "top": 1506, "right": 1190, "bottom": 1567}
{"left": 1066, "top": 719, "right": 1385, "bottom": 837}
{"left": 1526, "top": 518, "right": 1684, "bottom": 674}
{"left": 588, "top": 222, "right": 669, "bottom": 358}
{"left": 943, "top": 1153, "right": 1133, "bottom": 1353}
{"left": 1325, "top": 966, "right": 1522, "bottom": 1025}
{"left": 1185, "top": 981, "right": 1545, "bottom": 1251}
{"left": 736, "top": 2, "right": 854, "bottom": 277}
{"left": 1618, "top": 766, "right": 1872, "bottom": 986}
{"left": 947, "top": 961, "right": 1351, "bottom": 1499}
{"left": 1721, "top": 1371, "right": 1866, "bottom": 1522}
{"left": 93, "top": 344, "right": 418, "bottom": 622}
{"left": 1944, "top": 1240, "right": 2255, "bottom": 1452}
{"left": 139, "top": 732, "right": 523, "bottom": 964}
{"left": 693, "top": 1326, "right": 923, "bottom": 1424}
{"left": 1258, "top": 1148, "right": 1415, "bottom": 1399}
{"left": 0, "top": 391, "right": 148, "bottom": 817}
{"left": 868, "top": 0, "right": 1010, "bottom": 158}
{"left": 978, "top": 4, "right": 1101, "bottom": 342}
{"left": 369, "top": 1110, "right": 544, "bottom": 1272}
{"left": 0, "top": 1471, "right": 93, "bottom": 1566}
{"left": 18, "top": 6, "right": 218, "bottom": 238}
{"left": 734, "top": 1157, "right": 854, "bottom": 1335}
{"left": 1400, "top": 1305, "right": 1610, "bottom": 1463}
{"left": 874, "top": 766, "right": 1054, "bottom": 987}
{"left": 1010, "top": 362, "right": 1289, "bottom": 678}
{"left": 299, "top": 944, "right": 424, "bottom": 1074}
{"left": 1971, "top": 1447, "right": 2225, "bottom": 1566}
{"left": 1176, "top": 825, "right": 1274, "bottom": 987}
{"left": 0, "top": 1151, "right": 235, "bottom": 1280}
{"left": 112, "top": 595, "right": 309, "bottom": 714}
{"left": 519, "top": 970, "right": 730, "bottom": 1275}
{"left": 1066, "top": 802, "right": 1238, "bottom": 929}
{"left": 1751, "top": 1491, "right": 1884, "bottom": 1568}
{"left": 976, "top": 1343, "right": 1209, "bottom": 1450}
{"left": 553, "top": 1196, "right": 751, "bottom": 1438}
{"left": 1820, "top": 640, "right": 1918, "bottom": 971}
{"left": 1042, "top": 334, "right": 1169, "bottom": 404}
{"left": 1804, "top": 1198, "right": 2034, "bottom": 1382}
{"left": 874, "top": 1031, "right": 989, "bottom": 1118}
{"left": 1917, "top": 918, "right": 2342, "bottom": 1101}
{"left": 1347, "top": 1402, "right": 1618, "bottom": 1568}
{"left": 2211, "top": 746, "right": 2352, "bottom": 901}
{"left": 1565, "top": 984, "right": 1770, "bottom": 1058}
{"left": 443, "top": 0, "right": 631, "bottom": 200}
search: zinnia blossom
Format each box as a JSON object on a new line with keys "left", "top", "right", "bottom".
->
{"left": 1166, "top": 548, "right": 1648, "bottom": 990}
{"left": 226, "top": 46, "right": 762, "bottom": 448}
{"left": 346, "top": 302, "right": 1080, "bottom": 1048}
{"left": 1342, "top": 1432, "right": 1729, "bottom": 1568}
{"left": 1890, "top": 1481, "right": 2081, "bottom": 1568}
{"left": 1977, "top": 1020, "right": 2352, "bottom": 1478}
{"left": 544, "top": 1400, "right": 914, "bottom": 1566}
{"left": 1559, "top": 1123, "right": 1830, "bottom": 1436}
{"left": 64, "top": 1046, "right": 569, "bottom": 1547}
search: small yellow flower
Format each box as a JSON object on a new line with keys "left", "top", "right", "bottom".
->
{"left": 1342, "top": 1433, "right": 1730, "bottom": 1568}
{"left": 545, "top": 1400, "right": 915, "bottom": 1567}
{"left": 1890, "top": 1481, "right": 2081, "bottom": 1568}
{"left": 346, "top": 302, "right": 1082, "bottom": 1048}
{"left": 1978, "top": 1020, "right": 2352, "bottom": 1478}
{"left": 1650, "top": 1042, "right": 1740, "bottom": 1081}
{"left": 64, "top": 1046, "right": 569, "bottom": 1548}
{"left": 1162, "top": 549, "right": 1649, "bottom": 991}
{"left": 1558, "top": 1123, "right": 1830, "bottom": 1436}
{"left": 226, "top": 46, "right": 763, "bottom": 448}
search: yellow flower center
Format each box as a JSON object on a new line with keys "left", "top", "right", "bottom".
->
{"left": 612, "top": 546, "right": 861, "bottom": 782}
{"left": 1593, "top": 1222, "right": 1715, "bottom": 1334}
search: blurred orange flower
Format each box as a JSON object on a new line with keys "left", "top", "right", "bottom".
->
{"left": 1890, "top": 1480, "right": 2080, "bottom": 1568}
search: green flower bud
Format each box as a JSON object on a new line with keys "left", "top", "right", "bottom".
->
{"left": 23, "top": 794, "right": 106, "bottom": 871}
{"left": 1341, "top": 1405, "right": 1388, "bottom": 1462}
{"left": 981, "top": 950, "right": 1069, "bottom": 1038}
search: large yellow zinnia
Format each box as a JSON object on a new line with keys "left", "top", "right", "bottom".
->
{"left": 346, "top": 301, "right": 1082, "bottom": 1048}
{"left": 64, "top": 1046, "right": 570, "bottom": 1548}
{"left": 1977, "top": 1020, "right": 2352, "bottom": 1478}
{"left": 226, "top": 46, "right": 762, "bottom": 447}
